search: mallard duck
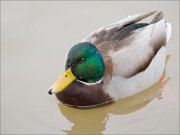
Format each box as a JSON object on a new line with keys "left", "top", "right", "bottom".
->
{"left": 48, "top": 11, "right": 172, "bottom": 108}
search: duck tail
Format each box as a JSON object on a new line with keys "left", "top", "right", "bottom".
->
{"left": 150, "top": 11, "right": 172, "bottom": 44}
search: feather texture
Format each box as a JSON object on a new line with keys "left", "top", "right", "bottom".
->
{"left": 82, "top": 11, "right": 172, "bottom": 99}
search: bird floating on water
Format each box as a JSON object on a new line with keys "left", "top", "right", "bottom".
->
{"left": 48, "top": 11, "right": 172, "bottom": 108}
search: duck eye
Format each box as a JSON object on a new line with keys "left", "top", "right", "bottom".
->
{"left": 79, "top": 57, "right": 86, "bottom": 63}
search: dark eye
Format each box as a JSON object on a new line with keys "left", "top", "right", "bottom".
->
{"left": 79, "top": 57, "right": 86, "bottom": 63}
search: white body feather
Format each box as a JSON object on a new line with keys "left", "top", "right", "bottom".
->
{"left": 105, "top": 47, "right": 166, "bottom": 99}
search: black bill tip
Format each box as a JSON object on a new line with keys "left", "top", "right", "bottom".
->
{"left": 48, "top": 89, "right": 53, "bottom": 95}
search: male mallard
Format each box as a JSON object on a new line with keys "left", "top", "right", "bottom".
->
{"left": 48, "top": 11, "right": 172, "bottom": 108}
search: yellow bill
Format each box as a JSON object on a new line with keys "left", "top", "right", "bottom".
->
{"left": 48, "top": 68, "right": 76, "bottom": 95}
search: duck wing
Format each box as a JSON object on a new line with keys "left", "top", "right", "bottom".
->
{"left": 82, "top": 11, "right": 171, "bottom": 78}
{"left": 81, "top": 11, "right": 172, "bottom": 99}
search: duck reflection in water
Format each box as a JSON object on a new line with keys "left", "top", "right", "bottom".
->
{"left": 58, "top": 56, "right": 169, "bottom": 135}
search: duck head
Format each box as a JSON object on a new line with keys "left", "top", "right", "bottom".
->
{"left": 48, "top": 42, "right": 105, "bottom": 95}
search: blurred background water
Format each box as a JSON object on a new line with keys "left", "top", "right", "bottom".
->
{"left": 1, "top": 1, "right": 179, "bottom": 134}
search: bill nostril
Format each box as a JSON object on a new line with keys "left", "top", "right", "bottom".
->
{"left": 48, "top": 89, "right": 52, "bottom": 95}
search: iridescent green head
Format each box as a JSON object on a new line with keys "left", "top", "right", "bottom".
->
{"left": 66, "top": 42, "right": 105, "bottom": 83}
{"left": 48, "top": 42, "right": 105, "bottom": 95}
